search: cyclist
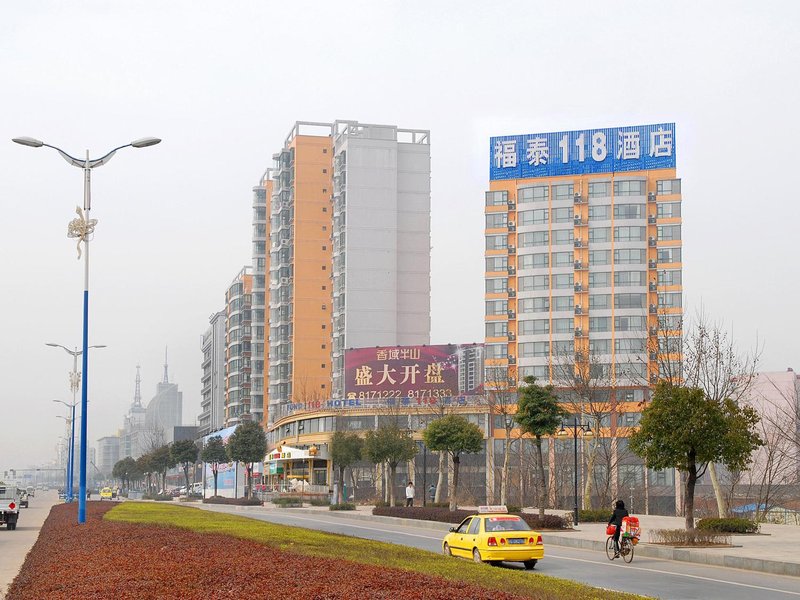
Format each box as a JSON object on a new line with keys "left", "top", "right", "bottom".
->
{"left": 607, "top": 499, "right": 629, "bottom": 558}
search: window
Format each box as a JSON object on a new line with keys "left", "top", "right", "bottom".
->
{"left": 658, "top": 225, "right": 681, "bottom": 241}
{"left": 519, "top": 231, "right": 548, "bottom": 247}
{"left": 551, "top": 229, "right": 573, "bottom": 246}
{"left": 486, "top": 234, "right": 508, "bottom": 250}
{"left": 615, "top": 315, "right": 646, "bottom": 331}
{"left": 617, "top": 389, "right": 645, "bottom": 402}
{"left": 659, "top": 336, "right": 682, "bottom": 353}
{"left": 617, "top": 362, "right": 647, "bottom": 379}
{"left": 553, "top": 184, "right": 574, "bottom": 200}
{"left": 617, "top": 412, "right": 642, "bottom": 427}
{"left": 615, "top": 338, "right": 646, "bottom": 353}
{"left": 486, "top": 256, "right": 508, "bottom": 272}
{"left": 614, "top": 226, "right": 646, "bottom": 242}
{"left": 590, "top": 316, "right": 611, "bottom": 332}
{"left": 658, "top": 270, "right": 682, "bottom": 286}
{"left": 552, "top": 339, "right": 574, "bottom": 355}
{"left": 614, "top": 180, "right": 645, "bottom": 196}
{"left": 614, "top": 271, "right": 647, "bottom": 287}
{"left": 614, "top": 204, "right": 645, "bottom": 219}
{"left": 656, "top": 179, "right": 681, "bottom": 195}
{"left": 657, "top": 202, "right": 681, "bottom": 218}
{"left": 591, "top": 363, "right": 612, "bottom": 378}
{"left": 486, "top": 213, "right": 508, "bottom": 228}
{"left": 485, "top": 278, "right": 508, "bottom": 293}
{"left": 485, "top": 300, "right": 508, "bottom": 315}
{"left": 519, "top": 253, "right": 549, "bottom": 269}
{"left": 588, "top": 181, "right": 610, "bottom": 198}
{"left": 589, "top": 227, "right": 611, "bottom": 243}
{"left": 657, "top": 247, "right": 682, "bottom": 263}
{"left": 485, "top": 344, "right": 508, "bottom": 358}
{"left": 589, "top": 294, "right": 611, "bottom": 309}
{"left": 552, "top": 251, "right": 573, "bottom": 267}
{"left": 520, "top": 342, "right": 549, "bottom": 358}
{"left": 589, "top": 250, "right": 610, "bottom": 266}
{"left": 519, "top": 297, "right": 549, "bottom": 313}
{"left": 615, "top": 293, "right": 646, "bottom": 308}
{"left": 520, "top": 365, "right": 549, "bottom": 379}
{"left": 589, "top": 271, "right": 611, "bottom": 288}
{"left": 552, "top": 207, "right": 572, "bottom": 223}
{"left": 552, "top": 318, "right": 574, "bottom": 333}
{"left": 658, "top": 314, "right": 682, "bottom": 330}
{"left": 485, "top": 190, "right": 508, "bottom": 206}
{"left": 658, "top": 292, "right": 682, "bottom": 308}
{"left": 468, "top": 518, "right": 481, "bottom": 535}
{"left": 486, "top": 322, "right": 508, "bottom": 337}
{"left": 518, "top": 186, "right": 549, "bottom": 203}
{"left": 519, "top": 319, "right": 549, "bottom": 335}
{"left": 552, "top": 295, "right": 574, "bottom": 312}
{"left": 519, "top": 275, "right": 549, "bottom": 291}
{"left": 552, "top": 273, "right": 574, "bottom": 289}
{"left": 614, "top": 248, "right": 646, "bottom": 264}
{"left": 519, "top": 209, "right": 548, "bottom": 225}
{"left": 589, "top": 338, "right": 610, "bottom": 354}
{"left": 589, "top": 204, "right": 610, "bottom": 221}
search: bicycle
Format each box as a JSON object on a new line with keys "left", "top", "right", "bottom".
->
{"left": 605, "top": 533, "right": 634, "bottom": 563}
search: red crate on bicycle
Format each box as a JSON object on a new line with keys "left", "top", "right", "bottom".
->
{"left": 621, "top": 516, "right": 641, "bottom": 544}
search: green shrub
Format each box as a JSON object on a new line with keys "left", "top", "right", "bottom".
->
{"left": 329, "top": 503, "right": 356, "bottom": 511}
{"left": 142, "top": 494, "right": 173, "bottom": 501}
{"left": 649, "top": 528, "right": 731, "bottom": 546}
{"left": 505, "top": 505, "right": 522, "bottom": 513}
{"left": 696, "top": 517, "right": 759, "bottom": 534}
{"left": 520, "top": 514, "right": 569, "bottom": 530}
{"left": 203, "top": 496, "right": 263, "bottom": 506}
{"left": 309, "top": 498, "right": 331, "bottom": 507}
{"left": 272, "top": 496, "right": 303, "bottom": 507}
{"left": 371, "top": 506, "right": 569, "bottom": 529}
{"left": 578, "top": 509, "right": 612, "bottom": 522}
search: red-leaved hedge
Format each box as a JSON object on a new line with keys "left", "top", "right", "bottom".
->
{"left": 372, "top": 506, "right": 568, "bottom": 530}
{"left": 7, "top": 502, "right": 529, "bottom": 599}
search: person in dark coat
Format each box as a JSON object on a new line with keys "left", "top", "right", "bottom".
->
{"left": 607, "top": 499, "right": 630, "bottom": 557}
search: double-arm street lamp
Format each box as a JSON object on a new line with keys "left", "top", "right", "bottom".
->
{"left": 15, "top": 136, "right": 160, "bottom": 523}
{"left": 557, "top": 417, "right": 594, "bottom": 526}
{"left": 48, "top": 344, "right": 106, "bottom": 503}
{"left": 54, "top": 401, "right": 77, "bottom": 502}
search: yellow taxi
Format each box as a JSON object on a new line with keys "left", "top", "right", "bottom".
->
{"left": 99, "top": 487, "right": 113, "bottom": 501}
{"left": 442, "top": 505, "right": 544, "bottom": 569}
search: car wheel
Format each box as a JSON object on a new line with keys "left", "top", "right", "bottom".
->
{"left": 442, "top": 543, "right": 452, "bottom": 557}
{"left": 523, "top": 559, "right": 537, "bottom": 570}
{"left": 472, "top": 548, "right": 483, "bottom": 564}
{"left": 489, "top": 560, "right": 502, "bottom": 566}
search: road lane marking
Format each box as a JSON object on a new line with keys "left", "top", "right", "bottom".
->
{"left": 248, "top": 511, "right": 800, "bottom": 596}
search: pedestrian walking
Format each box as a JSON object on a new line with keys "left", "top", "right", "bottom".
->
{"left": 405, "top": 481, "right": 415, "bottom": 507}
{"left": 428, "top": 483, "right": 436, "bottom": 504}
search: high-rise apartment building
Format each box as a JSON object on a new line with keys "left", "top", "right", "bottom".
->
{"left": 260, "top": 121, "right": 431, "bottom": 428}
{"left": 198, "top": 310, "right": 227, "bottom": 436}
{"left": 96, "top": 435, "right": 120, "bottom": 477}
{"left": 224, "top": 267, "right": 253, "bottom": 427}
{"left": 485, "top": 123, "right": 682, "bottom": 509}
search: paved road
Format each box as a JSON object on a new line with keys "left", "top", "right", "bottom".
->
{"left": 0, "top": 489, "right": 58, "bottom": 599}
{"left": 199, "top": 505, "right": 800, "bottom": 600}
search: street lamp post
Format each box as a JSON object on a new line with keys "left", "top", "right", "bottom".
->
{"left": 15, "top": 136, "right": 160, "bottom": 523}
{"left": 557, "top": 417, "right": 594, "bottom": 526}
{"left": 48, "top": 344, "right": 106, "bottom": 503}
{"left": 54, "top": 401, "right": 77, "bottom": 502}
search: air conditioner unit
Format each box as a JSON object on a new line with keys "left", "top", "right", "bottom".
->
{"left": 649, "top": 282, "right": 658, "bottom": 291}
{"left": 575, "top": 327, "right": 583, "bottom": 337}
{"left": 507, "top": 332, "right": 516, "bottom": 340}
{"left": 649, "top": 304, "right": 658, "bottom": 314}
{"left": 281, "top": 239, "right": 291, "bottom": 247}
{"left": 507, "top": 266, "right": 516, "bottom": 274}
{"left": 507, "top": 310, "right": 516, "bottom": 318}
{"left": 508, "top": 221, "right": 516, "bottom": 231}
{"left": 574, "top": 193, "right": 584, "bottom": 203}
{"left": 508, "top": 378, "right": 517, "bottom": 387}
{"left": 508, "top": 289, "right": 516, "bottom": 297}
{"left": 280, "top": 277, "right": 290, "bottom": 285}
{"left": 508, "top": 356, "right": 516, "bottom": 364}
{"left": 648, "top": 192, "right": 656, "bottom": 202}
{"left": 574, "top": 283, "right": 583, "bottom": 292}
{"left": 648, "top": 259, "right": 657, "bottom": 269}
{"left": 574, "top": 239, "right": 583, "bottom": 248}
{"left": 648, "top": 215, "right": 657, "bottom": 224}
{"left": 575, "top": 305, "right": 583, "bottom": 315}
{"left": 649, "top": 327, "right": 658, "bottom": 336}
{"left": 507, "top": 201, "right": 516, "bottom": 210}
{"left": 650, "top": 373, "right": 659, "bottom": 383}
{"left": 649, "top": 352, "right": 658, "bottom": 360}
{"left": 508, "top": 244, "right": 516, "bottom": 254}
{"left": 648, "top": 237, "right": 657, "bottom": 247}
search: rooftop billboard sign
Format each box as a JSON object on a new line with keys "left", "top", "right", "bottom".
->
{"left": 490, "top": 123, "right": 675, "bottom": 181}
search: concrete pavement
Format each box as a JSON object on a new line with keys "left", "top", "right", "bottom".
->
{"left": 193, "top": 502, "right": 800, "bottom": 577}
{"left": 0, "top": 489, "right": 60, "bottom": 599}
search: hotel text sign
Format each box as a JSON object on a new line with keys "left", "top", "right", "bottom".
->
{"left": 490, "top": 123, "right": 676, "bottom": 180}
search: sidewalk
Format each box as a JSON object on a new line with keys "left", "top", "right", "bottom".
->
{"left": 200, "top": 502, "right": 800, "bottom": 577}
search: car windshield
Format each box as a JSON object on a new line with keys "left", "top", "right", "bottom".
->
{"left": 484, "top": 516, "right": 531, "bottom": 532}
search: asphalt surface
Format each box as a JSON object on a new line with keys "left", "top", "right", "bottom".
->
{"left": 197, "top": 504, "right": 800, "bottom": 600}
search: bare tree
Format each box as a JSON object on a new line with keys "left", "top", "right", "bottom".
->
{"left": 483, "top": 365, "right": 521, "bottom": 505}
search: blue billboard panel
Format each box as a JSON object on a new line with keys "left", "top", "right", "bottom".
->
{"left": 489, "top": 123, "right": 675, "bottom": 180}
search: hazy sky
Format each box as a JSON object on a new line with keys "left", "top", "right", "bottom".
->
{"left": 2, "top": 1, "right": 798, "bottom": 472}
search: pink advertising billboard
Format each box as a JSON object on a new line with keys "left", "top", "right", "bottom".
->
{"left": 344, "top": 344, "right": 483, "bottom": 400}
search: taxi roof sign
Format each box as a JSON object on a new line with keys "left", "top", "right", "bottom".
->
{"left": 478, "top": 505, "right": 508, "bottom": 514}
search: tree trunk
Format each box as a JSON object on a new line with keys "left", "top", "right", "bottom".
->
{"left": 535, "top": 437, "right": 546, "bottom": 518}
{"left": 449, "top": 455, "right": 460, "bottom": 511}
{"left": 338, "top": 466, "right": 346, "bottom": 504}
{"left": 213, "top": 467, "right": 219, "bottom": 497}
{"left": 389, "top": 463, "right": 397, "bottom": 507}
{"left": 685, "top": 453, "right": 698, "bottom": 530}
{"left": 583, "top": 437, "right": 597, "bottom": 510}
{"left": 184, "top": 465, "right": 191, "bottom": 496}
{"left": 500, "top": 436, "right": 511, "bottom": 505}
{"left": 708, "top": 463, "right": 728, "bottom": 517}
{"left": 435, "top": 451, "right": 446, "bottom": 504}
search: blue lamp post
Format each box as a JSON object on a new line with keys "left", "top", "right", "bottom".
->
{"left": 15, "top": 136, "right": 160, "bottom": 523}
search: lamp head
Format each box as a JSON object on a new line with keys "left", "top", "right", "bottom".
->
{"left": 582, "top": 428, "right": 594, "bottom": 439}
{"left": 130, "top": 137, "right": 161, "bottom": 148}
{"left": 12, "top": 136, "right": 44, "bottom": 148}
{"left": 556, "top": 425, "right": 568, "bottom": 437}
{"left": 45, "top": 343, "right": 59, "bottom": 347}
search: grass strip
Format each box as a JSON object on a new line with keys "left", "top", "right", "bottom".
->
{"left": 107, "top": 502, "right": 648, "bottom": 600}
